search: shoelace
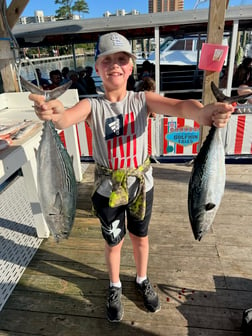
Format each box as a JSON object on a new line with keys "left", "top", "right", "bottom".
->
{"left": 142, "top": 282, "right": 155, "bottom": 297}
{"left": 109, "top": 289, "right": 120, "bottom": 303}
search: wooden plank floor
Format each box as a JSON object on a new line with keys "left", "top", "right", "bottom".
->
{"left": 1, "top": 162, "right": 252, "bottom": 336}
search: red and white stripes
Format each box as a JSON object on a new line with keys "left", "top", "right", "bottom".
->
{"left": 225, "top": 114, "right": 252, "bottom": 155}
{"left": 61, "top": 115, "right": 252, "bottom": 158}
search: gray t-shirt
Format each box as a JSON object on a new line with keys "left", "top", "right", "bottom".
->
{"left": 87, "top": 91, "right": 153, "bottom": 197}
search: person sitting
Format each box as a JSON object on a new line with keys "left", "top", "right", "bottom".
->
{"left": 81, "top": 66, "right": 97, "bottom": 95}
{"left": 61, "top": 67, "right": 70, "bottom": 84}
{"left": 235, "top": 84, "right": 252, "bottom": 113}
{"left": 68, "top": 70, "right": 87, "bottom": 97}
{"left": 138, "top": 60, "right": 154, "bottom": 81}
{"left": 76, "top": 66, "right": 87, "bottom": 91}
{"left": 232, "top": 57, "right": 252, "bottom": 94}
{"left": 47, "top": 70, "right": 62, "bottom": 90}
{"left": 31, "top": 68, "right": 50, "bottom": 89}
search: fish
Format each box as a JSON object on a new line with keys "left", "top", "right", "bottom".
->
{"left": 20, "top": 76, "right": 77, "bottom": 242}
{"left": 0, "top": 120, "right": 39, "bottom": 140}
{"left": 0, "top": 120, "right": 29, "bottom": 137}
{"left": 188, "top": 82, "right": 252, "bottom": 241}
{"left": 12, "top": 121, "right": 39, "bottom": 140}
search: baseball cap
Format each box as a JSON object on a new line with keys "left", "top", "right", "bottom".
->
{"left": 95, "top": 32, "right": 136, "bottom": 61}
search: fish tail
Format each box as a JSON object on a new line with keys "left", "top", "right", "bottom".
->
{"left": 20, "top": 76, "right": 45, "bottom": 95}
{"left": 211, "top": 81, "right": 252, "bottom": 103}
{"left": 20, "top": 76, "right": 72, "bottom": 102}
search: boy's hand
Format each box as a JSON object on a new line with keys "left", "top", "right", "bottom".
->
{"left": 202, "top": 102, "right": 234, "bottom": 128}
{"left": 29, "top": 93, "right": 64, "bottom": 122}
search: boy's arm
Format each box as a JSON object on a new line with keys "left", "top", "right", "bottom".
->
{"left": 29, "top": 94, "right": 92, "bottom": 129}
{"left": 145, "top": 91, "right": 234, "bottom": 128}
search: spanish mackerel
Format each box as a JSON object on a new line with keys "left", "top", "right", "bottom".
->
{"left": 188, "top": 82, "right": 252, "bottom": 241}
{"left": 20, "top": 77, "right": 77, "bottom": 242}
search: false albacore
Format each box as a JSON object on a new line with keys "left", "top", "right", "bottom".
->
{"left": 188, "top": 82, "right": 252, "bottom": 241}
{"left": 20, "top": 77, "right": 77, "bottom": 242}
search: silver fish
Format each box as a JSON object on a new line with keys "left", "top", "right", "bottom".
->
{"left": 12, "top": 121, "right": 38, "bottom": 140}
{"left": 188, "top": 82, "right": 251, "bottom": 241}
{"left": 20, "top": 77, "right": 77, "bottom": 242}
{"left": 0, "top": 120, "right": 29, "bottom": 137}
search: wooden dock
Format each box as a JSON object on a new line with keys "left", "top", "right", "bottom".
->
{"left": 1, "top": 162, "right": 252, "bottom": 336}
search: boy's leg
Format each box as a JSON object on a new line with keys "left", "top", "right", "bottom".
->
{"left": 129, "top": 233, "right": 149, "bottom": 278}
{"left": 127, "top": 188, "right": 153, "bottom": 278}
{"left": 127, "top": 188, "right": 160, "bottom": 312}
{"left": 105, "top": 238, "right": 124, "bottom": 283}
{"left": 92, "top": 191, "right": 126, "bottom": 322}
{"left": 129, "top": 232, "right": 160, "bottom": 313}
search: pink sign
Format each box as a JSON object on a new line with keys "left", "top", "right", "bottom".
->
{"left": 199, "top": 43, "right": 229, "bottom": 72}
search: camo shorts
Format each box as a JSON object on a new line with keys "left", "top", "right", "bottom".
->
{"left": 91, "top": 188, "right": 154, "bottom": 247}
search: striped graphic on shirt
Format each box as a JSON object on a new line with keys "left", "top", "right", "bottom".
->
{"left": 106, "top": 112, "right": 138, "bottom": 169}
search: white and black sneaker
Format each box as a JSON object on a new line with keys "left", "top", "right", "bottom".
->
{"left": 106, "top": 286, "right": 124, "bottom": 322}
{"left": 135, "top": 278, "right": 161, "bottom": 313}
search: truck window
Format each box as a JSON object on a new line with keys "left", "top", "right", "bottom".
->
{"left": 160, "top": 38, "right": 174, "bottom": 52}
{"left": 170, "top": 40, "right": 185, "bottom": 51}
{"left": 185, "top": 39, "right": 193, "bottom": 50}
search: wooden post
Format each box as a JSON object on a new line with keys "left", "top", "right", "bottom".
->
{"left": 0, "top": 0, "right": 29, "bottom": 93}
{"left": 200, "top": 0, "right": 229, "bottom": 144}
{"left": 6, "top": 0, "right": 29, "bottom": 29}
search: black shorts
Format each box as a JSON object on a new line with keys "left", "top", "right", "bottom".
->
{"left": 91, "top": 188, "right": 154, "bottom": 247}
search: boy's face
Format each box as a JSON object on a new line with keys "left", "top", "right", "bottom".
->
{"left": 95, "top": 52, "right": 133, "bottom": 89}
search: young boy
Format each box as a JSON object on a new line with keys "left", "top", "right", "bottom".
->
{"left": 30, "top": 32, "right": 234, "bottom": 323}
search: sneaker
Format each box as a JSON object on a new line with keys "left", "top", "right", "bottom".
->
{"left": 106, "top": 286, "right": 124, "bottom": 322}
{"left": 135, "top": 278, "right": 161, "bottom": 313}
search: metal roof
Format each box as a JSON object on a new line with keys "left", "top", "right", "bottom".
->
{"left": 12, "top": 5, "right": 252, "bottom": 47}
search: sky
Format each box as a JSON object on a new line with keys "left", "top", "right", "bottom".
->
{"left": 6, "top": 0, "right": 252, "bottom": 19}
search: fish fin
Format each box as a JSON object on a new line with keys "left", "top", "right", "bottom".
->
{"left": 205, "top": 203, "right": 215, "bottom": 211}
{"left": 211, "top": 81, "right": 252, "bottom": 103}
{"left": 20, "top": 76, "right": 44, "bottom": 95}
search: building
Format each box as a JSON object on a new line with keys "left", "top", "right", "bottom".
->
{"left": 148, "top": 0, "right": 184, "bottom": 13}
{"left": 18, "top": 10, "right": 80, "bottom": 24}
{"left": 18, "top": 8, "right": 140, "bottom": 24}
{"left": 103, "top": 9, "right": 140, "bottom": 17}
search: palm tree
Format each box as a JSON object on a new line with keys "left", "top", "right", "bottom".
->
{"left": 55, "top": 0, "right": 89, "bottom": 20}
{"left": 72, "top": 0, "right": 89, "bottom": 18}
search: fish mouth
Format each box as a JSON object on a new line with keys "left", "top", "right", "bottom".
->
{"left": 54, "top": 231, "right": 69, "bottom": 242}
{"left": 47, "top": 213, "right": 72, "bottom": 241}
{"left": 192, "top": 217, "right": 213, "bottom": 241}
{"left": 192, "top": 225, "right": 206, "bottom": 241}
{"left": 194, "top": 230, "right": 204, "bottom": 241}
{"left": 190, "top": 213, "right": 207, "bottom": 241}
